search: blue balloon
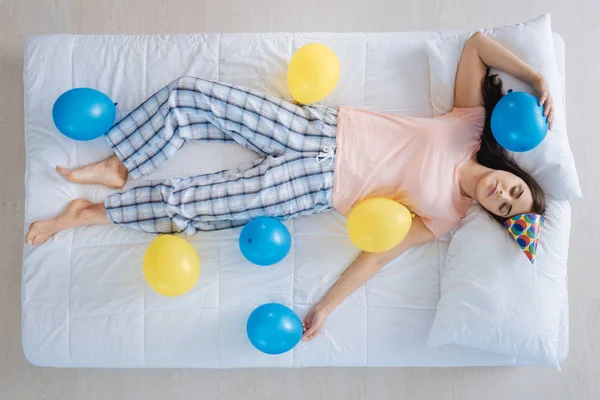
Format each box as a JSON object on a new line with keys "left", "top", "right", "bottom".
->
{"left": 239, "top": 217, "right": 291, "bottom": 266}
{"left": 52, "top": 88, "right": 117, "bottom": 141}
{"left": 491, "top": 91, "right": 548, "bottom": 152}
{"left": 246, "top": 303, "right": 303, "bottom": 355}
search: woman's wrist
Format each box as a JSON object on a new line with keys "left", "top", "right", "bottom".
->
{"left": 528, "top": 71, "right": 543, "bottom": 85}
{"left": 314, "top": 301, "right": 333, "bottom": 316}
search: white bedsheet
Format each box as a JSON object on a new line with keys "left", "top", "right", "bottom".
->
{"left": 22, "top": 32, "right": 569, "bottom": 368}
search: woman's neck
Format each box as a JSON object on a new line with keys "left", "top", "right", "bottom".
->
{"left": 458, "top": 157, "right": 492, "bottom": 199}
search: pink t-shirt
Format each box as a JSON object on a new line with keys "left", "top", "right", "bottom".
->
{"left": 333, "top": 106, "right": 485, "bottom": 238}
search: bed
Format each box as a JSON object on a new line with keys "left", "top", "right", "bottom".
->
{"left": 22, "top": 32, "right": 569, "bottom": 368}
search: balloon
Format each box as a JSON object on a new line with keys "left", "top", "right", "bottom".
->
{"left": 288, "top": 43, "right": 340, "bottom": 104}
{"left": 52, "top": 88, "right": 117, "bottom": 141}
{"left": 347, "top": 198, "right": 412, "bottom": 253}
{"left": 239, "top": 217, "right": 291, "bottom": 266}
{"left": 246, "top": 303, "right": 303, "bottom": 355}
{"left": 143, "top": 235, "right": 200, "bottom": 297}
{"left": 491, "top": 90, "right": 548, "bottom": 152}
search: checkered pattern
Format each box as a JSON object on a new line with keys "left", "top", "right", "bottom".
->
{"left": 104, "top": 77, "right": 338, "bottom": 234}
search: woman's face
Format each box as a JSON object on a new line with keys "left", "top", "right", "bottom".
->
{"left": 474, "top": 170, "right": 534, "bottom": 218}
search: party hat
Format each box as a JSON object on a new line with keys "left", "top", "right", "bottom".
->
{"left": 504, "top": 213, "right": 542, "bottom": 263}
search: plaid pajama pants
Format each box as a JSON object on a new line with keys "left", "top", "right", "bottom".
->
{"left": 104, "top": 76, "right": 339, "bottom": 235}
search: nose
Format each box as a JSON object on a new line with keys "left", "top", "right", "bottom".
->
{"left": 496, "top": 190, "right": 508, "bottom": 201}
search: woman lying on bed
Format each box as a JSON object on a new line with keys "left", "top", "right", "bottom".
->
{"left": 26, "top": 32, "right": 553, "bottom": 341}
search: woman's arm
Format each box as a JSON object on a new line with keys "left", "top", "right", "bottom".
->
{"left": 454, "top": 32, "right": 554, "bottom": 128}
{"left": 301, "top": 217, "right": 435, "bottom": 341}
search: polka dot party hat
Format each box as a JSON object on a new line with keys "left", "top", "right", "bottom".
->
{"left": 504, "top": 213, "right": 543, "bottom": 264}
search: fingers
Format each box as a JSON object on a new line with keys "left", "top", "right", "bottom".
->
{"left": 543, "top": 96, "right": 553, "bottom": 117}
{"left": 538, "top": 93, "right": 546, "bottom": 107}
{"left": 302, "top": 325, "right": 316, "bottom": 341}
{"left": 541, "top": 94, "right": 554, "bottom": 130}
{"left": 548, "top": 107, "right": 554, "bottom": 130}
{"left": 302, "top": 325, "right": 320, "bottom": 341}
{"left": 539, "top": 93, "right": 549, "bottom": 114}
{"left": 25, "top": 224, "right": 35, "bottom": 246}
{"left": 301, "top": 318, "right": 310, "bottom": 341}
{"left": 301, "top": 308, "right": 325, "bottom": 341}
{"left": 301, "top": 316, "right": 320, "bottom": 341}
{"left": 535, "top": 76, "right": 554, "bottom": 129}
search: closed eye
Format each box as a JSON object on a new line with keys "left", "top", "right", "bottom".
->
{"left": 500, "top": 202, "right": 513, "bottom": 217}
{"left": 510, "top": 185, "right": 524, "bottom": 199}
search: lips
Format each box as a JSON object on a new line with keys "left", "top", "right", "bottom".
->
{"left": 488, "top": 181, "right": 498, "bottom": 197}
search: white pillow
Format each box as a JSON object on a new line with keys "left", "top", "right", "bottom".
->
{"left": 428, "top": 201, "right": 570, "bottom": 368}
{"left": 426, "top": 14, "right": 582, "bottom": 201}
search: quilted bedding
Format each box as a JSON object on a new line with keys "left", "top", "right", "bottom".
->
{"left": 22, "top": 32, "right": 569, "bottom": 368}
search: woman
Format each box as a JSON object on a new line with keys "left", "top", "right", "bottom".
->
{"left": 26, "top": 33, "right": 552, "bottom": 340}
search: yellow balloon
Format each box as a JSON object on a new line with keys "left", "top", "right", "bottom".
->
{"left": 143, "top": 235, "right": 200, "bottom": 297}
{"left": 288, "top": 43, "right": 340, "bottom": 104}
{"left": 347, "top": 198, "right": 413, "bottom": 253}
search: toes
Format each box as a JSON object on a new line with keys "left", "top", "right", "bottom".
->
{"left": 32, "top": 234, "right": 50, "bottom": 245}
{"left": 56, "top": 166, "right": 76, "bottom": 183}
{"left": 30, "top": 233, "right": 41, "bottom": 245}
{"left": 25, "top": 221, "right": 56, "bottom": 246}
{"left": 25, "top": 222, "right": 38, "bottom": 245}
{"left": 56, "top": 166, "right": 70, "bottom": 177}
{"left": 24, "top": 231, "right": 33, "bottom": 246}
{"left": 25, "top": 224, "right": 43, "bottom": 246}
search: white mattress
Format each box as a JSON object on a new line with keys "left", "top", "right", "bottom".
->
{"left": 22, "top": 32, "right": 570, "bottom": 368}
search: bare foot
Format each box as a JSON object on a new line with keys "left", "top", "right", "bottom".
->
{"left": 25, "top": 199, "right": 92, "bottom": 246}
{"left": 56, "top": 155, "right": 128, "bottom": 189}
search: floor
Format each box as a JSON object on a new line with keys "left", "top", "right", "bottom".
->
{"left": 1, "top": 0, "right": 598, "bottom": 399}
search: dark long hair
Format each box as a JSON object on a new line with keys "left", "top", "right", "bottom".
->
{"left": 477, "top": 68, "right": 546, "bottom": 224}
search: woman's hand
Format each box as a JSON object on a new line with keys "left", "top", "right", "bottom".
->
{"left": 300, "top": 218, "right": 434, "bottom": 343}
{"left": 454, "top": 32, "right": 556, "bottom": 130}
{"left": 302, "top": 304, "right": 328, "bottom": 341}
{"left": 532, "top": 73, "right": 554, "bottom": 130}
